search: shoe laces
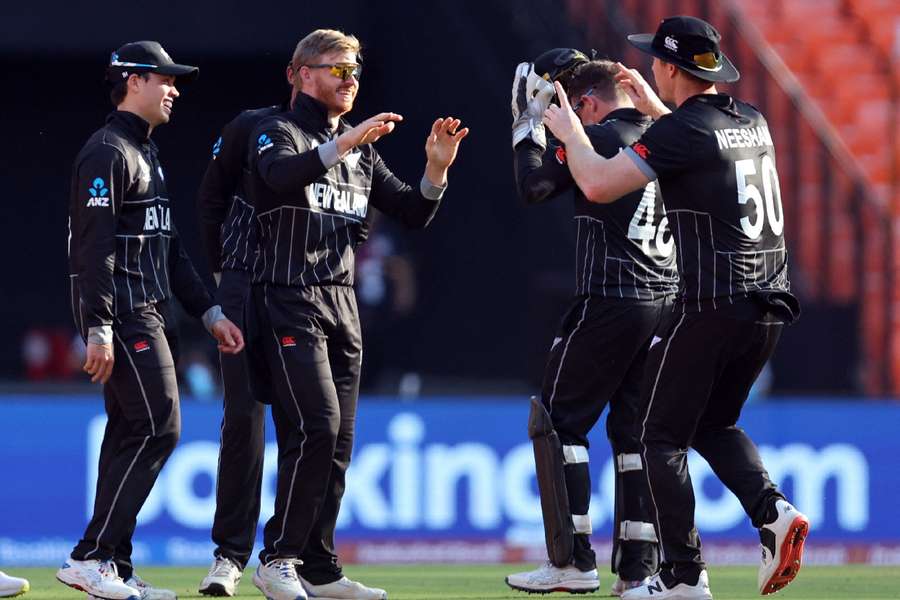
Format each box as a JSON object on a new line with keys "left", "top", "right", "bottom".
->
{"left": 211, "top": 557, "right": 238, "bottom": 578}
{"left": 266, "top": 559, "right": 303, "bottom": 583}
{"left": 97, "top": 561, "right": 119, "bottom": 582}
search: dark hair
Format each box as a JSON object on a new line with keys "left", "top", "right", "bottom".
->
{"left": 109, "top": 72, "right": 150, "bottom": 106}
{"left": 567, "top": 59, "right": 626, "bottom": 104}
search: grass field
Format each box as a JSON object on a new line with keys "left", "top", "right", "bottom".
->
{"left": 13, "top": 565, "right": 900, "bottom": 600}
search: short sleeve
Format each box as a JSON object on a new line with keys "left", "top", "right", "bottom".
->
{"left": 624, "top": 113, "right": 695, "bottom": 180}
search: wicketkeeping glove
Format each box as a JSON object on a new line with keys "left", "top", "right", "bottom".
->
{"left": 511, "top": 62, "right": 556, "bottom": 150}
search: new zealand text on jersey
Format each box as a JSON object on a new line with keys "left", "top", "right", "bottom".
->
{"left": 714, "top": 124, "right": 773, "bottom": 150}
{"left": 307, "top": 182, "right": 368, "bottom": 219}
{"left": 144, "top": 205, "right": 171, "bottom": 231}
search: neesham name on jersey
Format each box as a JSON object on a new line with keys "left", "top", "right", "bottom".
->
{"left": 714, "top": 125, "right": 773, "bottom": 151}
{"left": 307, "top": 181, "right": 368, "bottom": 219}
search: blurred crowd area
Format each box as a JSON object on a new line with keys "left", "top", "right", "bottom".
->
{"left": 4, "top": 0, "right": 900, "bottom": 397}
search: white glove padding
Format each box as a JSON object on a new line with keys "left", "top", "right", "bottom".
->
{"left": 511, "top": 62, "right": 554, "bottom": 150}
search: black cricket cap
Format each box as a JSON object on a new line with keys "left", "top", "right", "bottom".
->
{"left": 106, "top": 41, "right": 199, "bottom": 83}
{"left": 627, "top": 15, "right": 739, "bottom": 83}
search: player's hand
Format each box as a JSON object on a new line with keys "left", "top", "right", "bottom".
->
{"left": 543, "top": 81, "right": 585, "bottom": 146}
{"left": 614, "top": 63, "right": 670, "bottom": 120}
{"left": 425, "top": 117, "right": 469, "bottom": 173}
{"left": 84, "top": 342, "right": 114, "bottom": 384}
{"left": 336, "top": 112, "right": 403, "bottom": 154}
{"left": 211, "top": 318, "right": 245, "bottom": 354}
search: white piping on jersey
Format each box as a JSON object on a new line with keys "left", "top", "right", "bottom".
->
{"left": 299, "top": 216, "right": 311, "bottom": 287}
{"left": 136, "top": 236, "right": 149, "bottom": 303}
{"left": 121, "top": 195, "right": 169, "bottom": 205}
{"left": 115, "top": 232, "right": 173, "bottom": 238}
{"left": 256, "top": 203, "right": 364, "bottom": 223}
{"left": 147, "top": 239, "right": 163, "bottom": 298}
{"left": 124, "top": 237, "right": 134, "bottom": 312}
{"left": 333, "top": 216, "right": 347, "bottom": 274}
{"left": 320, "top": 176, "right": 371, "bottom": 193}
{"left": 286, "top": 211, "right": 296, "bottom": 286}
{"left": 271, "top": 209, "right": 282, "bottom": 282}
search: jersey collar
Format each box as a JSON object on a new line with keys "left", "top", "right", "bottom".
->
{"left": 107, "top": 110, "right": 153, "bottom": 144}
{"left": 291, "top": 92, "right": 350, "bottom": 136}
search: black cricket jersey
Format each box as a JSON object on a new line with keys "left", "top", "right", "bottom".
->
{"left": 516, "top": 108, "right": 679, "bottom": 300}
{"left": 197, "top": 104, "right": 285, "bottom": 274}
{"left": 68, "top": 111, "right": 213, "bottom": 334}
{"left": 626, "top": 94, "right": 793, "bottom": 313}
{"left": 247, "top": 93, "right": 443, "bottom": 288}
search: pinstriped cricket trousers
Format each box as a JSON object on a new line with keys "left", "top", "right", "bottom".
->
{"left": 71, "top": 302, "right": 181, "bottom": 580}
{"left": 248, "top": 283, "right": 361, "bottom": 585}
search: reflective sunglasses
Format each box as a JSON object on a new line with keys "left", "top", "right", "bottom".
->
{"left": 572, "top": 87, "right": 595, "bottom": 112}
{"left": 304, "top": 62, "right": 363, "bottom": 81}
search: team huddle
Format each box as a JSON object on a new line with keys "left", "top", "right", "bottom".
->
{"left": 59, "top": 15, "right": 807, "bottom": 600}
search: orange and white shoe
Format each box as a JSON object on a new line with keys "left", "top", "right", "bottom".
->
{"left": 758, "top": 499, "right": 809, "bottom": 595}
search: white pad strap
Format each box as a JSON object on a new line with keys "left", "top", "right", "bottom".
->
{"left": 617, "top": 453, "right": 643, "bottom": 472}
{"left": 619, "top": 520, "right": 658, "bottom": 542}
{"left": 562, "top": 445, "right": 589, "bottom": 465}
{"left": 572, "top": 514, "right": 593, "bottom": 534}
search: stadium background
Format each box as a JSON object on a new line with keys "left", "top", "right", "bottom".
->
{"left": 1, "top": 0, "right": 899, "bottom": 568}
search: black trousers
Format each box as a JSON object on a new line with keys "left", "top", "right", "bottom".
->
{"left": 249, "top": 283, "right": 361, "bottom": 584}
{"left": 540, "top": 295, "right": 665, "bottom": 580}
{"left": 210, "top": 270, "right": 266, "bottom": 569}
{"left": 638, "top": 301, "right": 784, "bottom": 579}
{"left": 71, "top": 302, "right": 181, "bottom": 580}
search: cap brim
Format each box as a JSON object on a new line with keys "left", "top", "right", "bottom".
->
{"left": 626, "top": 33, "right": 740, "bottom": 83}
{"left": 156, "top": 63, "right": 199, "bottom": 82}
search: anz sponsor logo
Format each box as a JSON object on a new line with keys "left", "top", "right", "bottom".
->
{"left": 307, "top": 182, "right": 368, "bottom": 219}
{"left": 257, "top": 133, "right": 274, "bottom": 155}
{"left": 86, "top": 178, "right": 110, "bottom": 207}
{"left": 85, "top": 412, "right": 871, "bottom": 536}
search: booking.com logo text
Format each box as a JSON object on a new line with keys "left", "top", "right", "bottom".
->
{"left": 87, "top": 412, "right": 869, "bottom": 537}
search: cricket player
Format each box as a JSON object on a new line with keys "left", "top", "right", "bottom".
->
{"left": 505, "top": 52, "right": 677, "bottom": 596}
{"left": 0, "top": 572, "right": 28, "bottom": 598}
{"left": 59, "top": 41, "right": 244, "bottom": 600}
{"left": 543, "top": 16, "right": 809, "bottom": 600}
{"left": 244, "top": 29, "right": 468, "bottom": 600}
{"left": 195, "top": 70, "right": 294, "bottom": 600}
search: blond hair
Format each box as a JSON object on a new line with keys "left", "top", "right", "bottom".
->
{"left": 291, "top": 29, "right": 361, "bottom": 70}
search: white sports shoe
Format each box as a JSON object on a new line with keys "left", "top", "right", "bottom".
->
{"left": 0, "top": 571, "right": 29, "bottom": 598}
{"left": 124, "top": 574, "right": 177, "bottom": 600}
{"left": 611, "top": 577, "right": 649, "bottom": 597}
{"left": 620, "top": 570, "right": 712, "bottom": 600}
{"left": 299, "top": 575, "right": 387, "bottom": 599}
{"left": 200, "top": 556, "right": 243, "bottom": 596}
{"left": 505, "top": 562, "right": 600, "bottom": 594}
{"left": 56, "top": 558, "right": 140, "bottom": 600}
{"left": 253, "top": 559, "right": 308, "bottom": 600}
{"left": 758, "top": 499, "right": 809, "bottom": 595}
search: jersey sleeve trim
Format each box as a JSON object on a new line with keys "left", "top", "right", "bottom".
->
{"left": 624, "top": 146, "right": 658, "bottom": 181}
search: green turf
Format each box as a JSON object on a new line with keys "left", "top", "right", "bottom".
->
{"left": 13, "top": 565, "right": 900, "bottom": 600}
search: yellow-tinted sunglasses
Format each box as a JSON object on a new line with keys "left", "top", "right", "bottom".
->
{"left": 305, "top": 63, "right": 362, "bottom": 81}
